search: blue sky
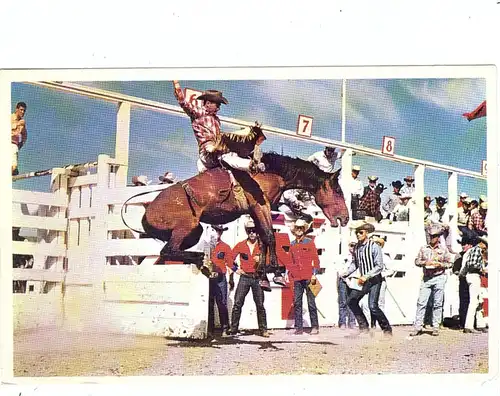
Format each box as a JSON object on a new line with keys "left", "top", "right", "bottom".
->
{"left": 11, "top": 78, "right": 487, "bottom": 201}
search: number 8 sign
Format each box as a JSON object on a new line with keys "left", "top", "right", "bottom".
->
{"left": 296, "top": 115, "right": 313, "bottom": 137}
{"left": 382, "top": 136, "right": 396, "bottom": 156}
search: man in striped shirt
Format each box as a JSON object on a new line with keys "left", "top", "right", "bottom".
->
{"left": 342, "top": 221, "right": 392, "bottom": 336}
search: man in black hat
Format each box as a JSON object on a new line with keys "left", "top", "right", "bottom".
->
{"left": 381, "top": 180, "right": 402, "bottom": 219}
{"left": 173, "top": 80, "right": 264, "bottom": 175}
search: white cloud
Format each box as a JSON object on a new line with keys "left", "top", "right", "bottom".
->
{"left": 252, "top": 79, "right": 401, "bottom": 125}
{"left": 403, "top": 79, "right": 486, "bottom": 113}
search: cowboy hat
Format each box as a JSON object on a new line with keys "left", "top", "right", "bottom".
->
{"left": 352, "top": 220, "right": 375, "bottom": 234}
{"left": 368, "top": 175, "right": 378, "bottom": 182}
{"left": 158, "top": 171, "right": 175, "bottom": 184}
{"left": 244, "top": 217, "right": 256, "bottom": 229}
{"left": 459, "top": 192, "right": 468, "bottom": 198}
{"left": 352, "top": 165, "right": 361, "bottom": 171}
{"left": 197, "top": 90, "right": 229, "bottom": 105}
{"left": 435, "top": 196, "right": 447, "bottom": 204}
{"left": 427, "top": 224, "right": 444, "bottom": 236}
{"left": 479, "top": 202, "right": 488, "bottom": 210}
{"left": 211, "top": 224, "right": 228, "bottom": 233}
{"left": 479, "top": 194, "right": 487, "bottom": 202}
{"left": 391, "top": 180, "right": 403, "bottom": 189}
{"left": 424, "top": 196, "right": 433, "bottom": 202}
{"left": 404, "top": 176, "right": 414, "bottom": 181}
{"left": 375, "top": 183, "right": 387, "bottom": 192}
{"left": 131, "top": 175, "right": 151, "bottom": 186}
{"left": 478, "top": 234, "right": 488, "bottom": 245}
{"left": 293, "top": 218, "right": 309, "bottom": 229}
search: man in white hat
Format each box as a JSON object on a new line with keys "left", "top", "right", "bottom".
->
{"left": 400, "top": 176, "right": 415, "bottom": 197}
{"left": 411, "top": 224, "right": 455, "bottom": 337}
{"left": 288, "top": 219, "right": 321, "bottom": 335}
{"left": 342, "top": 221, "right": 393, "bottom": 336}
{"left": 458, "top": 192, "right": 468, "bottom": 208}
{"left": 390, "top": 194, "right": 411, "bottom": 222}
{"left": 457, "top": 197, "right": 472, "bottom": 228}
{"left": 344, "top": 165, "right": 364, "bottom": 220}
{"left": 229, "top": 217, "right": 270, "bottom": 338}
{"left": 459, "top": 235, "right": 488, "bottom": 333}
{"left": 131, "top": 175, "right": 151, "bottom": 186}
{"left": 307, "top": 146, "right": 345, "bottom": 174}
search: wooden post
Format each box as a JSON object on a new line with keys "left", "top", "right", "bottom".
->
{"left": 340, "top": 149, "right": 353, "bottom": 256}
{"left": 410, "top": 165, "right": 426, "bottom": 251}
{"left": 447, "top": 172, "right": 458, "bottom": 226}
{"left": 115, "top": 102, "right": 131, "bottom": 187}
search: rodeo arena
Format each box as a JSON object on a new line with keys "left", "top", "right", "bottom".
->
{"left": 10, "top": 81, "right": 489, "bottom": 377}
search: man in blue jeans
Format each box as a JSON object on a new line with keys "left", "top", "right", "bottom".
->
{"left": 342, "top": 221, "right": 392, "bottom": 336}
{"left": 337, "top": 242, "right": 357, "bottom": 329}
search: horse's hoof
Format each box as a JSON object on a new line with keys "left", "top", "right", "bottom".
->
{"left": 272, "top": 276, "right": 287, "bottom": 287}
{"left": 259, "top": 279, "right": 272, "bottom": 292}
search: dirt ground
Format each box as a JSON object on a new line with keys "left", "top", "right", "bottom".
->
{"left": 14, "top": 325, "right": 488, "bottom": 377}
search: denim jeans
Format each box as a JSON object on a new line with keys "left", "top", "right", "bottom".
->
{"left": 337, "top": 277, "right": 356, "bottom": 328}
{"left": 230, "top": 274, "right": 267, "bottom": 332}
{"left": 371, "top": 278, "right": 387, "bottom": 328}
{"left": 347, "top": 274, "right": 392, "bottom": 332}
{"left": 207, "top": 274, "right": 229, "bottom": 333}
{"left": 413, "top": 274, "right": 446, "bottom": 330}
{"left": 458, "top": 276, "right": 470, "bottom": 328}
{"left": 293, "top": 280, "right": 319, "bottom": 330}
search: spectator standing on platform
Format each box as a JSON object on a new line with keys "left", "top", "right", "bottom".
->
{"left": 381, "top": 180, "right": 402, "bottom": 219}
{"left": 11, "top": 102, "right": 28, "bottom": 176}
{"left": 468, "top": 202, "right": 487, "bottom": 235}
{"left": 348, "top": 165, "right": 364, "bottom": 220}
{"left": 308, "top": 146, "right": 345, "bottom": 173}
{"left": 400, "top": 176, "right": 415, "bottom": 197}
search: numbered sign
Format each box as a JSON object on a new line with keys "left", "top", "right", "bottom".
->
{"left": 382, "top": 136, "right": 396, "bottom": 156}
{"left": 297, "top": 115, "right": 313, "bottom": 137}
{"left": 184, "top": 88, "right": 203, "bottom": 108}
{"left": 481, "top": 160, "right": 487, "bottom": 176}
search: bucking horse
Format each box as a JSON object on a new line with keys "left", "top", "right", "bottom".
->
{"left": 123, "top": 125, "right": 349, "bottom": 290}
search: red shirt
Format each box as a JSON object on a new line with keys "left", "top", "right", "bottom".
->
{"left": 232, "top": 239, "right": 261, "bottom": 273}
{"left": 288, "top": 237, "right": 320, "bottom": 281}
{"left": 210, "top": 240, "right": 233, "bottom": 274}
{"left": 174, "top": 85, "right": 221, "bottom": 155}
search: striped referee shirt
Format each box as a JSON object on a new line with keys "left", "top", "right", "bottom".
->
{"left": 345, "top": 240, "right": 384, "bottom": 279}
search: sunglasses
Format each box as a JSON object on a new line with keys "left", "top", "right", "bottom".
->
{"left": 246, "top": 228, "right": 257, "bottom": 234}
{"left": 355, "top": 230, "right": 366, "bottom": 235}
{"left": 430, "top": 233, "right": 441, "bottom": 238}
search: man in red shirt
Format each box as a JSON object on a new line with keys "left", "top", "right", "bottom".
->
{"left": 207, "top": 225, "right": 233, "bottom": 338}
{"left": 289, "top": 219, "right": 321, "bottom": 335}
{"left": 229, "top": 218, "right": 270, "bottom": 337}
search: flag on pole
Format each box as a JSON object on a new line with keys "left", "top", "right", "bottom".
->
{"left": 463, "top": 100, "right": 486, "bottom": 121}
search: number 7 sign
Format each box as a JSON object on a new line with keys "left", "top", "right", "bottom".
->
{"left": 297, "top": 115, "right": 313, "bottom": 137}
{"left": 382, "top": 136, "right": 396, "bottom": 156}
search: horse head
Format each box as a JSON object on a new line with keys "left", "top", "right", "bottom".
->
{"left": 314, "top": 168, "right": 349, "bottom": 227}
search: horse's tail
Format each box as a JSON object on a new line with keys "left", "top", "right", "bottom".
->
{"left": 120, "top": 187, "right": 170, "bottom": 234}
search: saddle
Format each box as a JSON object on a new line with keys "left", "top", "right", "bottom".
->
{"left": 180, "top": 167, "right": 249, "bottom": 211}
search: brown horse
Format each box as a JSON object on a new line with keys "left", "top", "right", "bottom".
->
{"left": 140, "top": 150, "right": 349, "bottom": 283}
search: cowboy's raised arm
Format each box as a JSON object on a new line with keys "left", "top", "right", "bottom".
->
{"left": 172, "top": 80, "right": 204, "bottom": 119}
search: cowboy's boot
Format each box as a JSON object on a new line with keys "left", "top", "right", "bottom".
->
{"left": 272, "top": 272, "right": 287, "bottom": 287}
{"left": 258, "top": 272, "right": 272, "bottom": 292}
{"left": 232, "top": 184, "right": 249, "bottom": 210}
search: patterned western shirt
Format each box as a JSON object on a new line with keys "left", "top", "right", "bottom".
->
{"left": 459, "top": 245, "right": 486, "bottom": 276}
{"left": 359, "top": 188, "right": 381, "bottom": 218}
{"left": 415, "top": 244, "right": 454, "bottom": 277}
{"left": 174, "top": 85, "right": 221, "bottom": 154}
{"left": 468, "top": 211, "right": 487, "bottom": 232}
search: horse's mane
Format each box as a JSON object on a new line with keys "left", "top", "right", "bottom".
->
{"left": 261, "top": 152, "right": 336, "bottom": 191}
{"left": 220, "top": 127, "right": 261, "bottom": 144}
